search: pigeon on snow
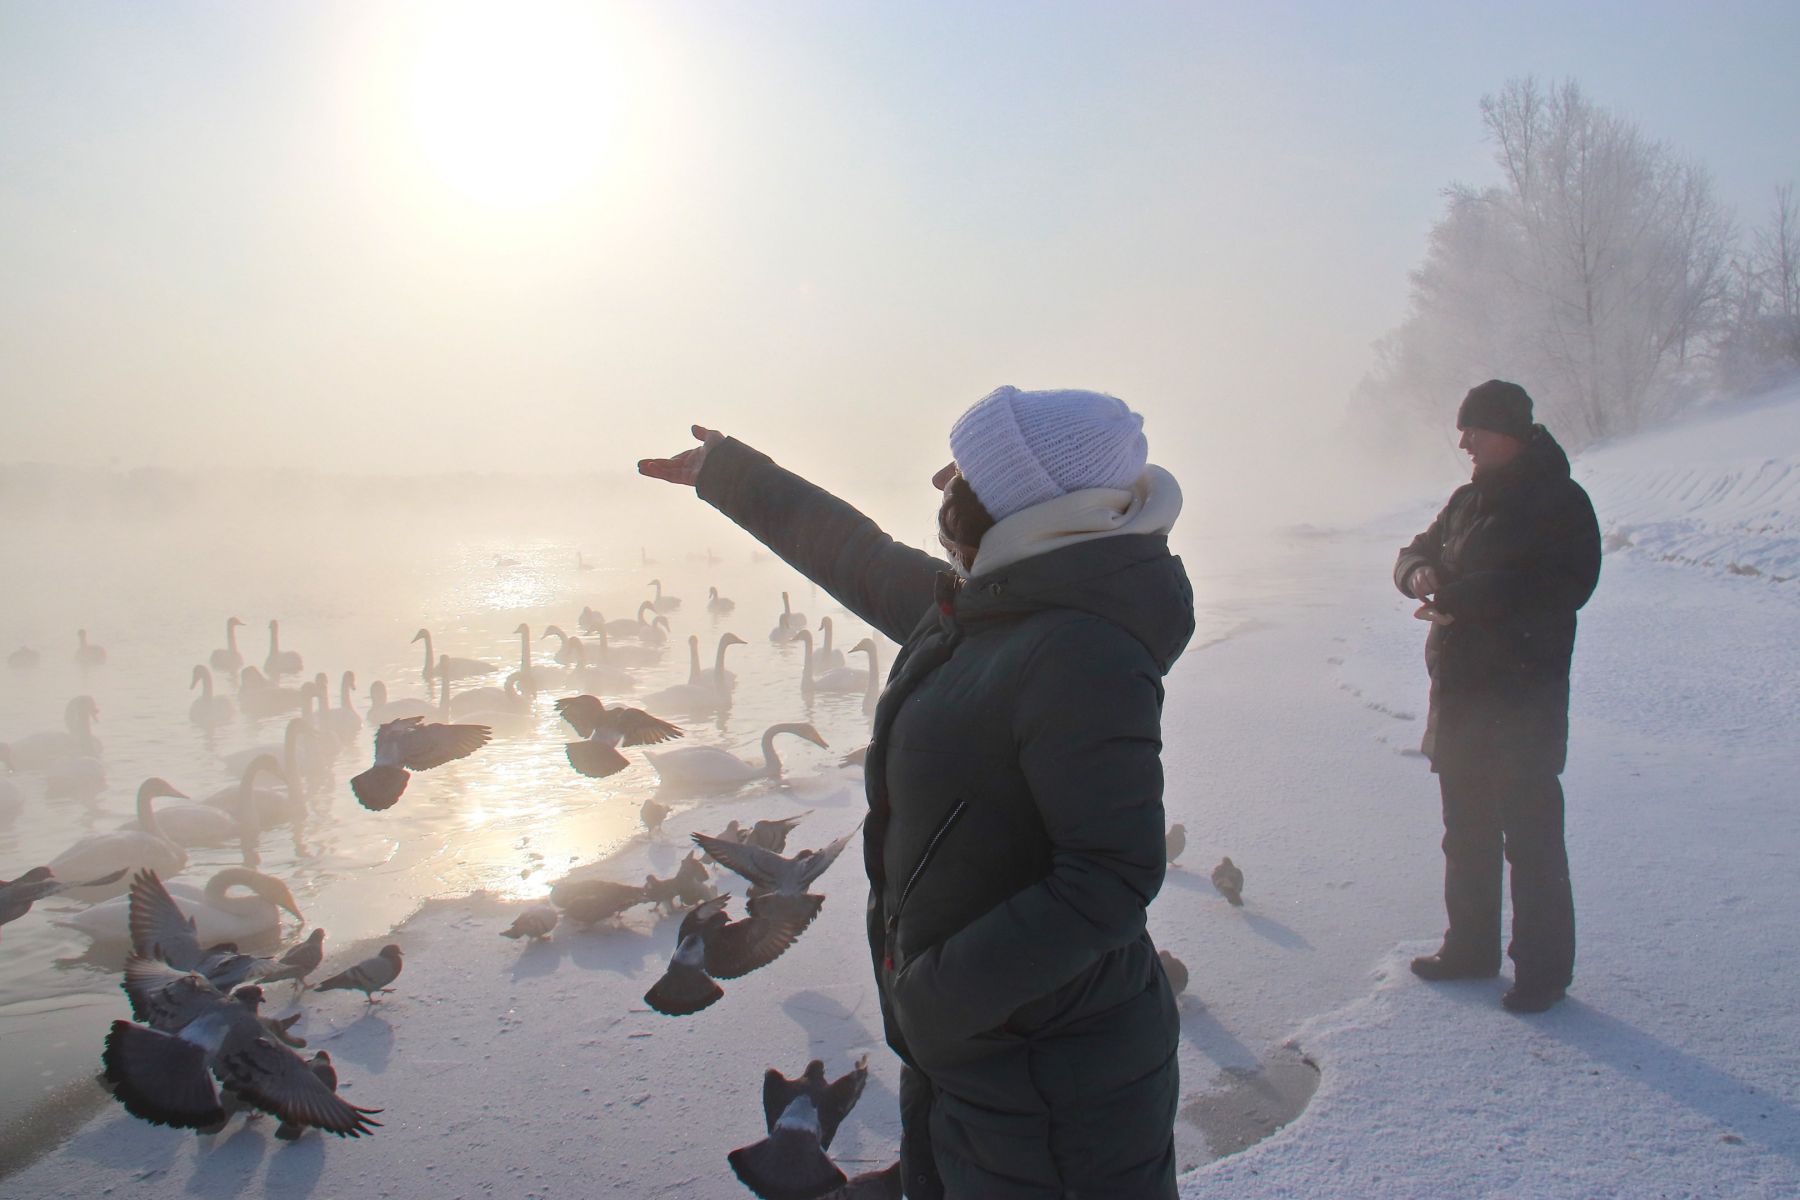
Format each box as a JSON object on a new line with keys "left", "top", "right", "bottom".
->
{"left": 1158, "top": 949, "right": 1189, "bottom": 997}
{"left": 549, "top": 876, "right": 648, "bottom": 926}
{"left": 351, "top": 717, "right": 491, "bottom": 812}
{"left": 316, "top": 944, "right": 404, "bottom": 1002}
{"left": 501, "top": 903, "right": 560, "bottom": 941}
{"left": 1211, "top": 856, "right": 1245, "bottom": 906}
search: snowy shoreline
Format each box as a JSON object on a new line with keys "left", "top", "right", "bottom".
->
{"left": 7, "top": 389, "right": 1799, "bottom": 1198}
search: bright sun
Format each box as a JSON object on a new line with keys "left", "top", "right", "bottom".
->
{"left": 407, "top": 4, "right": 623, "bottom": 208}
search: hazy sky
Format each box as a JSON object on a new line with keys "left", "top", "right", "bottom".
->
{"left": 2, "top": 1, "right": 1796, "bottom": 505}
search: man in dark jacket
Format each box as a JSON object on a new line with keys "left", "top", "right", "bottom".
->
{"left": 642, "top": 387, "right": 1193, "bottom": 1198}
{"left": 1395, "top": 380, "right": 1601, "bottom": 1014}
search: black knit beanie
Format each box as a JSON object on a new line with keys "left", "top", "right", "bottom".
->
{"left": 1456, "top": 380, "right": 1534, "bottom": 442}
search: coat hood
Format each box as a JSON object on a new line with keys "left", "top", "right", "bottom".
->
{"left": 1478, "top": 424, "right": 1572, "bottom": 492}
{"left": 949, "top": 531, "right": 1196, "bottom": 675}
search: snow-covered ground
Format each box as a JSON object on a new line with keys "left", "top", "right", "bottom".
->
{"left": 8, "top": 386, "right": 1798, "bottom": 1199}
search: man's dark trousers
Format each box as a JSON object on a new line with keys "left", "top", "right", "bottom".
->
{"left": 1438, "top": 769, "right": 1575, "bottom": 988}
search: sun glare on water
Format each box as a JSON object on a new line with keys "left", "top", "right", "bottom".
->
{"left": 407, "top": 3, "right": 626, "bottom": 208}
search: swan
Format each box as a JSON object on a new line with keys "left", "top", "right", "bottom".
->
{"left": 46, "top": 777, "right": 188, "bottom": 899}
{"left": 779, "top": 591, "right": 808, "bottom": 630}
{"left": 206, "top": 725, "right": 308, "bottom": 827}
{"left": 601, "top": 602, "right": 670, "bottom": 645}
{"left": 74, "top": 628, "right": 107, "bottom": 668}
{"left": 7, "top": 646, "right": 39, "bottom": 669}
{"left": 3, "top": 696, "right": 102, "bottom": 769}
{"left": 707, "top": 587, "right": 736, "bottom": 614}
{"left": 566, "top": 637, "right": 637, "bottom": 694}
{"left": 122, "top": 754, "right": 270, "bottom": 854}
{"left": 210, "top": 617, "right": 245, "bottom": 677}
{"left": 189, "top": 665, "right": 236, "bottom": 729}
{"left": 586, "top": 621, "right": 662, "bottom": 670}
{"left": 264, "top": 619, "right": 302, "bottom": 677}
{"left": 413, "top": 628, "right": 495, "bottom": 683}
{"left": 58, "top": 866, "right": 303, "bottom": 948}
{"left": 510, "top": 623, "right": 544, "bottom": 698}
{"left": 645, "top": 722, "right": 828, "bottom": 793}
{"left": 238, "top": 666, "right": 306, "bottom": 719}
{"left": 366, "top": 679, "right": 433, "bottom": 724}
{"left": 445, "top": 667, "right": 530, "bottom": 719}
{"left": 648, "top": 579, "right": 682, "bottom": 614}
{"left": 326, "top": 671, "right": 363, "bottom": 743}
{"left": 300, "top": 678, "right": 345, "bottom": 759}
{"left": 542, "top": 624, "right": 583, "bottom": 667}
{"left": 813, "top": 638, "right": 881, "bottom": 715}
{"left": 224, "top": 713, "right": 330, "bottom": 789}
{"left": 814, "top": 617, "right": 846, "bottom": 674}
{"left": 692, "top": 632, "right": 747, "bottom": 690}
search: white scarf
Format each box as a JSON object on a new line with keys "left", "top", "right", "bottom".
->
{"left": 965, "top": 464, "right": 1183, "bottom": 579}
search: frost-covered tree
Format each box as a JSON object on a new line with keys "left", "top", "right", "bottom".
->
{"left": 1719, "top": 184, "right": 1800, "bottom": 391}
{"left": 1358, "top": 78, "right": 1735, "bottom": 453}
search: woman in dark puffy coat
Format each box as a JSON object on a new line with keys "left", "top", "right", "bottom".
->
{"left": 641, "top": 386, "right": 1195, "bottom": 1199}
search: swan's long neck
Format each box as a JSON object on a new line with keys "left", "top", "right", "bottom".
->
{"left": 713, "top": 637, "right": 733, "bottom": 676}
{"left": 135, "top": 784, "right": 166, "bottom": 839}
{"left": 782, "top": 592, "right": 792, "bottom": 618}
{"left": 314, "top": 677, "right": 332, "bottom": 713}
{"left": 798, "top": 633, "right": 813, "bottom": 684}
{"left": 340, "top": 673, "right": 356, "bottom": 714}
{"left": 226, "top": 621, "right": 239, "bottom": 653}
{"left": 687, "top": 637, "right": 702, "bottom": 685}
{"left": 760, "top": 727, "right": 784, "bottom": 777}
{"left": 198, "top": 669, "right": 215, "bottom": 701}
{"left": 518, "top": 628, "right": 533, "bottom": 685}
{"left": 638, "top": 601, "right": 655, "bottom": 625}
{"left": 419, "top": 631, "right": 435, "bottom": 679}
{"left": 820, "top": 619, "right": 835, "bottom": 657}
{"left": 269, "top": 623, "right": 282, "bottom": 656}
{"left": 369, "top": 680, "right": 388, "bottom": 709}
{"left": 203, "top": 868, "right": 268, "bottom": 914}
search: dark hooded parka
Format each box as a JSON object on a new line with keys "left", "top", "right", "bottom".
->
{"left": 1395, "top": 426, "right": 1601, "bottom": 775}
{"left": 698, "top": 437, "right": 1194, "bottom": 1199}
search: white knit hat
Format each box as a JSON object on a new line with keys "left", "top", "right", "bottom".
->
{"left": 949, "top": 386, "right": 1149, "bottom": 521}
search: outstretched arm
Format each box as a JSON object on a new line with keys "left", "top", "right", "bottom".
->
{"left": 639, "top": 426, "right": 946, "bottom": 644}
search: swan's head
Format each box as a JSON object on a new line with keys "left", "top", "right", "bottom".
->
{"left": 819, "top": 617, "right": 833, "bottom": 632}
{"left": 411, "top": 629, "right": 429, "bottom": 644}
{"left": 514, "top": 622, "right": 530, "bottom": 636}
{"left": 785, "top": 722, "right": 829, "bottom": 750}
{"left": 368, "top": 679, "right": 387, "bottom": 704}
{"left": 648, "top": 578, "right": 663, "bottom": 590}
{"left": 242, "top": 753, "right": 284, "bottom": 790}
{"left": 269, "top": 619, "right": 280, "bottom": 632}
{"left": 542, "top": 624, "right": 566, "bottom": 640}
{"left": 794, "top": 629, "right": 813, "bottom": 648}
{"left": 688, "top": 635, "right": 700, "bottom": 651}
{"left": 721, "top": 633, "right": 747, "bottom": 648}
{"left": 314, "top": 672, "right": 329, "bottom": 688}
{"left": 68, "top": 695, "right": 99, "bottom": 723}
{"left": 342, "top": 670, "right": 357, "bottom": 689}
{"left": 708, "top": 587, "right": 720, "bottom": 600}
{"left": 138, "top": 777, "right": 188, "bottom": 804}
{"left": 850, "top": 638, "right": 878, "bottom": 657}
{"left": 227, "top": 616, "right": 244, "bottom": 630}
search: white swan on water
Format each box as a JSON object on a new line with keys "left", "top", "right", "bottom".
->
{"left": 3, "top": 696, "right": 102, "bottom": 770}
{"left": 264, "top": 619, "right": 302, "bottom": 677}
{"left": 189, "top": 665, "right": 236, "bottom": 729}
{"left": 366, "top": 679, "right": 434, "bottom": 724}
{"left": 812, "top": 638, "right": 881, "bottom": 716}
{"left": 648, "top": 579, "right": 682, "bottom": 614}
{"left": 47, "top": 777, "right": 188, "bottom": 899}
{"left": 58, "top": 865, "right": 303, "bottom": 948}
{"left": 326, "top": 671, "right": 363, "bottom": 743}
{"left": 707, "top": 587, "right": 735, "bottom": 614}
{"left": 566, "top": 638, "right": 636, "bottom": 694}
{"left": 769, "top": 592, "right": 808, "bottom": 643}
{"left": 645, "top": 722, "right": 828, "bottom": 793}
{"left": 74, "top": 628, "right": 107, "bottom": 668}
{"left": 210, "top": 617, "right": 245, "bottom": 677}
{"left": 122, "top": 754, "right": 271, "bottom": 854}
{"left": 814, "top": 617, "right": 846, "bottom": 674}
{"left": 206, "top": 728, "right": 307, "bottom": 828}
{"left": 413, "top": 628, "right": 495, "bottom": 683}
{"left": 599, "top": 603, "right": 670, "bottom": 646}
{"left": 691, "top": 632, "right": 748, "bottom": 691}
{"left": 238, "top": 666, "right": 306, "bottom": 720}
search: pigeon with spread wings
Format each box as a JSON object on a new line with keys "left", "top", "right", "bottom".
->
{"left": 643, "top": 894, "right": 812, "bottom": 1016}
{"left": 102, "top": 984, "right": 381, "bottom": 1137}
{"left": 555, "top": 694, "right": 683, "bottom": 779}
{"left": 690, "top": 823, "right": 859, "bottom": 931}
{"left": 351, "top": 717, "right": 491, "bottom": 811}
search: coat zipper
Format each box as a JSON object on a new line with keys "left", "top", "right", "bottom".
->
{"left": 884, "top": 798, "right": 968, "bottom": 972}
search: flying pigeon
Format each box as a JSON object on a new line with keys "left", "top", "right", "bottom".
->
{"left": 351, "top": 717, "right": 491, "bottom": 812}
{"left": 126, "top": 870, "right": 303, "bottom": 988}
{"left": 1211, "top": 856, "right": 1245, "bottom": 906}
{"left": 1, "top": 866, "right": 129, "bottom": 931}
{"left": 691, "top": 824, "right": 859, "bottom": 930}
{"left": 316, "top": 944, "right": 404, "bottom": 1002}
{"left": 555, "top": 695, "right": 683, "bottom": 778}
{"left": 1164, "top": 823, "right": 1186, "bottom": 865}
{"left": 729, "top": 1094, "right": 847, "bottom": 1200}
{"left": 501, "top": 903, "right": 560, "bottom": 941}
{"left": 102, "top": 984, "right": 381, "bottom": 1137}
{"left": 643, "top": 894, "right": 812, "bottom": 1017}
{"left": 275, "top": 1051, "right": 341, "bottom": 1140}
{"left": 760, "top": 1055, "right": 869, "bottom": 1151}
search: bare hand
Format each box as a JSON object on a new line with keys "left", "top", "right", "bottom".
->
{"left": 1408, "top": 565, "right": 1440, "bottom": 599}
{"left": 638, "top": 426, "right": 725, "bottom": 487}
